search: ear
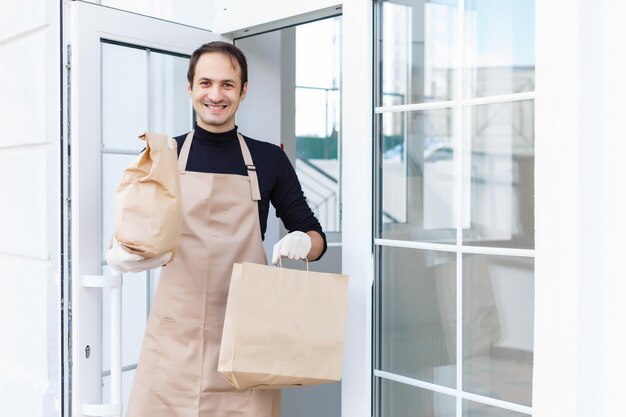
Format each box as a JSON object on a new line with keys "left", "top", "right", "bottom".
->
{"left": 240, "top": 82, "right": 248, "bottom": 101}
{"left": 187, "top": 83, "right": 192, "bottom": 96}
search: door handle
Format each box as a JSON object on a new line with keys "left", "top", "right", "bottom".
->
{"left": 81, "top": 273, "right": 123, "bottom": 416}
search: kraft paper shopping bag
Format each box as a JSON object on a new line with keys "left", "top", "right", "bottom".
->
{"left": 114, "top": 133, "right": 181, "bottom": 260}
{"left": 218, "top": 262, "right": 349, "bottom": 389}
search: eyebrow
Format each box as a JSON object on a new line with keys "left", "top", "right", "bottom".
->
{"left": 197, "top": 77, "right": 237, "bottom": 84}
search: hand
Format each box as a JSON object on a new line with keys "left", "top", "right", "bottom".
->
{"left": 272, "top": 231, "right": 312, "bottom": 265}
{"left": 106, "top": 241, "right": 172, "bottom": 273}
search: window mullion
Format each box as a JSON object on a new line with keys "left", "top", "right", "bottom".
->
{"left": 455, "top": 2, "right": 466, "bottom": 417}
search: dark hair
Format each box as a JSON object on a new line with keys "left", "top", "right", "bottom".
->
{"left": 187, "top": 41, "right": 248, "bottom": 92}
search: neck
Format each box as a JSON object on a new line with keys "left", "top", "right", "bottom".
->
{"left": 198, "top": 123, "right": 236, "bottom": 133}
{"left": 196, "top": 120, "right": 235, "bottom": 134}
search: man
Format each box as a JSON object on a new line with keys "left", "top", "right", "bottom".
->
{"left": 107, "top": 41, "right": 326, "bottom": 417}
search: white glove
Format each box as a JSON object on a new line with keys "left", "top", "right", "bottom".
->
{"left": 106, "top": 241, "right": 172, "bottom": 273}
{"left": 272, "top": 231, "right": 312, "bottom": 265}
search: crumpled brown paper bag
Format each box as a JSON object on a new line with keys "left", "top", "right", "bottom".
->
{"left": 114, "top": 132, "right": 181, "bottom": 260}
{"left": 218, "top": 262, "right": 349, "bottom": 389}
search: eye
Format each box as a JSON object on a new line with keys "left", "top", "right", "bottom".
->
{"left": 224, "top": 83, "right": 234, "bottom": 89}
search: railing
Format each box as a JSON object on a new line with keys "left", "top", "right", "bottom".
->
{"left": 296, "top": 158, "right": 340, "bottom": 233}
{"left": 295, "top": 157, "right": 404, "bottom": 230}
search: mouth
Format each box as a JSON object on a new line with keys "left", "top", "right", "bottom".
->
{"left": 203, "top": 103, "right": 228, "bottom": 111}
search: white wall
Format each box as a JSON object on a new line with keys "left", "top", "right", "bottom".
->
{"left": 535, "top": 1, "right": 626, "bottom": 416}
{"left": 0, "top": 1, "right": 61, "bottom": 416}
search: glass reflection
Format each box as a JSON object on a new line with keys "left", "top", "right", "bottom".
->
{"left": 463, "top": 400, "right": 530, "bottom": 417}
{"left": 378, "top": 378, "right": 456, "bottom": 417}
{"left": 379, "top": 109, "right": 456, "bottom": 243}
{"left": 149, "top": 51, "right": 192, "bottom": 138}
{"left": 102, "top": 154, "right": 137, "bottom": 260}
{"left": 295, "top": 17, "right": 342, "bottom": 233}
{"left": 464, "top": 0, "right": 535, "bottom": 97}
{"left": 102, "top": 43, "right": 148, "bottom": 150}
{"left": 379, "top": 247, "right": 457, "bottom": 387}
{"left": 463, "top": 254, "right": 534, "bottom": 406}
{"left": 380, "top": 0, "right": 459, "bottom": 105}
{"left": 462, "top": 100, "right": 534, "bottom": 249}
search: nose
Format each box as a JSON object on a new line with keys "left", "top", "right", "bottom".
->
{"left": 206, "top": 85, "right": 225, "bottom": 103}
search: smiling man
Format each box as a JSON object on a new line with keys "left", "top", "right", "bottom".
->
{"left": 107, "top": 41, "right": 327, "bottom": 417}
{"left": 189, "top": 48, "right": 247, "bottom": 132}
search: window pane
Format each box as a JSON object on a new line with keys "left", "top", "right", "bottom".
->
{"left": 463, "top": 400, "right": 530, "bottom": 417}
{"left": 381, "top": 0, "right": 459, "bottom": 105}
{"left": 379, "top": 247, "right": 456, "bottom": 387}
{"left": 296, "top": 88, "right": 328, "bottom": 138}
{"left": 463, "top": 254, "right": 533, "bottom": 406}
{"left": 296, "top": 17, "right": 341, "bottom": 89}
{"left": 379, "top": 109, "right": 456, "bottom": 243}
{"left": 296, "top": 157, "right": 340, "bottom": 233}
{"left": 377, "top": 378, "right": 456, "bottom": 417}
{"left": 149, "top": 51, "right": 192, "bottom": 137}
{"left": 295, "top": 17, "right": 342, "bottom": 234}
{"left": 102, "top": 43, "right": 148, "bottom": 150}
{"left": 375, "top": 0, "right": 536, "bottom": 413}
{"left": 462, "top": 100, "right": 534, "bottom": 249}
{"left": 464, "top": 0, "right": 535, "bottom": 97}
{"left": 100, "top": 46, "right": 191, "bottom": 261}
{"left": 101, "top": 153, "right": 138, "bottom": 260}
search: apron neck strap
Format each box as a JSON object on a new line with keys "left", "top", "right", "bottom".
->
{"left": 238, "top": 133, "right": 262, "bottom": 201}
{"left": 178, "top": 130, "right": 194, "bottom": 172}
{"left": 177, "top": 130, "right": 262, "bottom": 202}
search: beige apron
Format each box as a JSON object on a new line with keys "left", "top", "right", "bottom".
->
{"left": 126, "top": 131, "right": 280, "bottom": 417}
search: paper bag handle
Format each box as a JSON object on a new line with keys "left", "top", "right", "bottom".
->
{"left": 277, "top": 258, "right": 310, "bottom": 271}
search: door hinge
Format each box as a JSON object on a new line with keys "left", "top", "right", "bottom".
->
{"left": 66, "top": 44, "right": 72, "bottom": 147}
{"left": 66, "top": 44, "right": 71, "bottom": 70}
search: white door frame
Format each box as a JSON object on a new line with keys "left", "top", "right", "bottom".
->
{"left": 67, "top": 2, "right": 220, "bottom": 415}
{"left": 66, "top": 1, "right": 374, "bottom": 416}
{"left": 336, "top": 2, "right": 374, "bottom": 417}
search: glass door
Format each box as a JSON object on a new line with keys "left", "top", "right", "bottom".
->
{"left": 373, "top": 0, "right": 535, "bottom": 416}
{"left": 68, "top": 2, "right": 219, "bottom": 415}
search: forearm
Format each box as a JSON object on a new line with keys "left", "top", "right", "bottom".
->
{"left": 306, "top": 231, "right": 325, "bottom": 261}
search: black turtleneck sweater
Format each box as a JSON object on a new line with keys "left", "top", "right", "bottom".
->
{"left": 174, "top": 124, "right": 327, "bottom": 260}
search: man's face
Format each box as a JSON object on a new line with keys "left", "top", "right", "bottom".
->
{"left": 188, "top": 52, "right": 248, "bottom": 133}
